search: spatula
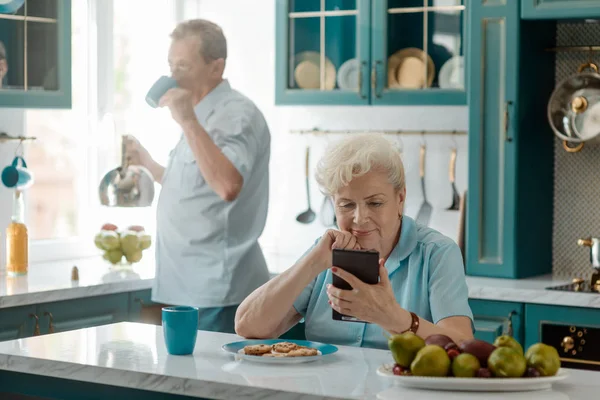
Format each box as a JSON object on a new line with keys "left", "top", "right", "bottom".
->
{"left": 415, "top": 144, "right": 432, "bottom": 226}
{"left": 447, "top": 147, "right": 460, "bottom": 211}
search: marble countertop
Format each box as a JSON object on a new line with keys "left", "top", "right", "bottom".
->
{"left": 0, "top": 322, "right": 597, "bottom": 400}
{"left": 466, "top": 274, "right": 600, "bottom": 309}
{"left": 1, "top": 255, "right": 600, "bottom": 311}
{"left": 0, "top": 256, "right": 154, "bottom": 309}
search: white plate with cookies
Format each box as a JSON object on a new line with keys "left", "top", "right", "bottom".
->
{"left": 222, "top": 339, "right": 338, "bottom": 364}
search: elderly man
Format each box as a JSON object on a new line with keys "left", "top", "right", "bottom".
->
{"left": 126, "top": 19, "right": 271, "bottom": 333}
{"left": 0, "top": 41, "right": 7, "bottom": 88}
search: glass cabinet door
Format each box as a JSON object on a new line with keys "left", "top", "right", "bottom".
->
{"left": 275, "top": 0, "right": 371, "bottom": 105}
{"left": 371, "top": 0, "right": 466, "bottom": 105}
{"left": 0, "top": 0, "right": 71, "bottom": 108}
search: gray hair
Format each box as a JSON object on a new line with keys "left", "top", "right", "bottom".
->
{"left": 170, "top": 19, "right": 227, "bottom": 62}
{"left": 0, "top": 41, "right": 6, "bottom": 60}
{"left": 315, "top": 133, "right": 406, "bottom": 196}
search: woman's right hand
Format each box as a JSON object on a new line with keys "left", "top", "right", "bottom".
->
{"left": 312, "top": 229, "right": 361, "bottom": 270}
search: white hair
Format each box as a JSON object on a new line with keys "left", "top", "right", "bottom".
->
{"left": 315, "top": 133, "right": 405, "bottom": 196}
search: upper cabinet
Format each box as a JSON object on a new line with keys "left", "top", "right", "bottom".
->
{"left": 522, "top": 0, "right": 600, "bottom": 20}
{"left": 275, "top": 0, "right": 467, "bottom": 106}
{"left": 0, "top": 0, "right": 71, "bottom": 108}
{"left": 466, "top": 0, "right": 555, "bottom": 279}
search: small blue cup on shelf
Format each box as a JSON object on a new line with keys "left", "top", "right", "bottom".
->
{"left": 145, "top": 76, "right": 178, "bottom": 108}
{"left": 162, "top": 306, "right": 199, "bottom": 355}
{"left": 2, "top": 156, "right": 33, "bottom": 189}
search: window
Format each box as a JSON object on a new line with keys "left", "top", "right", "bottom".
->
{"left": 24, "top": 0, "right": 184, "bottom": 263}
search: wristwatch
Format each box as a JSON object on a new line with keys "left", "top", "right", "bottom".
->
{"left": 401, "top": 311, "right": 420, "bottom": 334}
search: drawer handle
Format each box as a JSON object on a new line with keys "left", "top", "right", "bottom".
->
{"left": 44, "top": 311, "right": 55, "bottom": 334}
{"left": 135, "top": 298, "right": 145, "bottom": 306}
{"left": 502, "top": 311, "right": 516, "bottom": 337}
{"left": 29, "top": 314, "right": 40, "bottom": 336}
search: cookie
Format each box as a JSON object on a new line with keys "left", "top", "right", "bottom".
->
{"left": 272, "top": 342, "right": 298, "bottom": 353}
{"left": 288, "top": 348, "right": 318, "bottom": 357}
{"left": 243, "top": 344, "right": 273, "bottom": 355}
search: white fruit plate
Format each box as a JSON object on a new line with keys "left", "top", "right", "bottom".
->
{"left": 377, "top": 364, "right": 568, "bottom": 392}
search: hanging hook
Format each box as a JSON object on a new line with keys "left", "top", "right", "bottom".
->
{"left": 14, "top": 138, "right": 24, "bottom": 157}
{"left": 420, "top": 131, "right": 426, "bottom": 146}
{"left": 451, "top": 130, "right": 458, "bottom": 149}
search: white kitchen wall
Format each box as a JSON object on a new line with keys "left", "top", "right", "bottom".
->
{"left": 0, "top": 109, "right": 25, "bottom": 271}
{"left": 0, "top": 0, "right": 469, "bottom": 274}
{"left": 195, "top": 0, "right": 469, "bottom": 272}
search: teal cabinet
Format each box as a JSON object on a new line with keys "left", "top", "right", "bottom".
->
{"left": 0, "top": 305, "right": 37, "bottom": 341}
{"left": 466, "top": 0, "right": 555, "bottom": 279}
{"left": 37, "top": 293, "right": 129, "bottom": 334}
{"left": 469, "top": 299, "right": 524, "bottom": 346}
{"left": 0, "top": 0, "right": 71, "bottom": 108}
{"left": 370, "top": 0, "right": 466, "bottom": 105}
{"left": 522, "top": 0, "right": 600, "bottom": 19}
{"left": 524, "top": 304, "right": 600, "bottom": 370}
{"left": 275, "top": 0, "right": 467, "bottom": 106}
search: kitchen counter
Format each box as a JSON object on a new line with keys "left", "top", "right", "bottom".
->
{"left": 466, "top": 274, "right": 600, "bottom": 309}
{"left": 0, "top": 322, "right": 597, "bottom": 400}
{"left": 0, "top": 256, "right": 154, "bottom": 309}
{"left": 1, "top": 257, "right": 599, "bottom": 310}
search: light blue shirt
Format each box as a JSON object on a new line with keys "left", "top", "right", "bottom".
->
{"left": 293, "top": 215, "right": 473, "bottom": 350}
{"left": 153, "top": 80, "right": 271, "bottom": 308}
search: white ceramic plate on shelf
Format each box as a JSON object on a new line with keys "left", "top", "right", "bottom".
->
{"left": 439, "top": 56, "right": 465, "bottom": 89}
{"left": 292, "top": 51, "right": 336, "bottom": 90}
{"left": 337, "top": 58, "right": 360, "bottom": 91}
{"left": 376, "top": 364, "right": 569, "bottom": 392}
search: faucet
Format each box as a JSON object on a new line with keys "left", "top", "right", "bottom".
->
{"left": 577, "top": 238, "right": 600, "bottom": 290}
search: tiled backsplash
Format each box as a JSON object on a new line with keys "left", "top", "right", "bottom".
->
{"left": 552, "top": 23, "right": 600, "bottom": 279}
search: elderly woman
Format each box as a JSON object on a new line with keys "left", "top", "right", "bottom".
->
{"left": 235, "top": 134, "right": 473, "bottom": 349}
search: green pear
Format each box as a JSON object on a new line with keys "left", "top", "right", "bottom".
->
{"left": 139, "top": 234, "right": 151, "bottom": 250}
{"left": 103, "top": 249, "right": 123, "bottom": 264}
{"left": 101, "top": 231, "right": 120, "bottom": 250}
{"left": 125, "top": 250, "right": 143, "bottom": 263}
{"left": 120, "top": 231, "right": 140, "bottom": 255}
{"left": 94, "top": 232, "right": 106, "bottom": 250}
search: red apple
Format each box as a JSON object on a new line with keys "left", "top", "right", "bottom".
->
{"left": 101, "top": 223, "right": 118, "bottom": 231}
{"left": 127, "top": 225, "right": 145, "bottom": 233}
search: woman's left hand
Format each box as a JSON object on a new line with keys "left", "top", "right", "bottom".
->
{"left": 326, "top": 259, "right": 401, "bottom": 327}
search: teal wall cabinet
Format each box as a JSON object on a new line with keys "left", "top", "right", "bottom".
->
{"left": 522, "top": 0, "right": 600, "bottom": 20}
{"left": 0, "top": 0, "right": 72, "bottom": 108}
{"left": 469, "top": 299, "right": 524, "bottom": 346}
{"left": 466, "top": 0, "right": 555, "bottom": 279}
{"left": 275, "top": 0, "right": 467, "bottom": 106}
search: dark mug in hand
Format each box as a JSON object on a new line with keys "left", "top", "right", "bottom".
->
{"left": 145, "top": 76, "right": 178, "bottom": 108}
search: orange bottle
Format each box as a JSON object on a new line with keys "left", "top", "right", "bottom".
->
{"left": 6, "top": 190, "right": 28, "bottom": 276}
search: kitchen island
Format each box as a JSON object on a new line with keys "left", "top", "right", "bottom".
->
{"left": 0, "top": 322, "right": 597, "bottom": 400}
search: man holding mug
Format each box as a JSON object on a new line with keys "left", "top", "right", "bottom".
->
{"left": 125, "top": 19, "right": 271, "bottom": 334}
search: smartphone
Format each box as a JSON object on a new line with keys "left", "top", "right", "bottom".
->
{"left": 331, "top": 248, "right": 380, "bottom": 323}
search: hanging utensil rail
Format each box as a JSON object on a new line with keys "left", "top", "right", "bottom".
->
{"left": 289, "top": 128, "right": 467, "bottom": 135}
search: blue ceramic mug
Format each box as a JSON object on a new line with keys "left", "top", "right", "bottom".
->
{"left": 145, "top": 76, "right": 178, "bottom": 108}
{"left": 162, "top": 306, "right": 199, "bottom": 355}
{"left": 1, "top": 156, "right": 33, "bottom": 189}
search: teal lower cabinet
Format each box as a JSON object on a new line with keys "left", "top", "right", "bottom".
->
{"left": 128, "top": 289, "right": 166, "bottom": 325}
{"left": 37, "top": 294, "right": 129, "bottom": 335}
{"left": 525, "top": 304, "right": 600, "bottom": 371}
{"left": 469, "top": 299, "right": 524, "bottom": 346}
{"left": 521, "top": 0, "right": 600, "bottom": 20}
{"left": 0, "top": 305, "right": 37, "bottom": 341}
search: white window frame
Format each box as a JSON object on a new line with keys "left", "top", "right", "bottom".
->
{"left": 27, "top": 0, "right": 196, "bottom": 263}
